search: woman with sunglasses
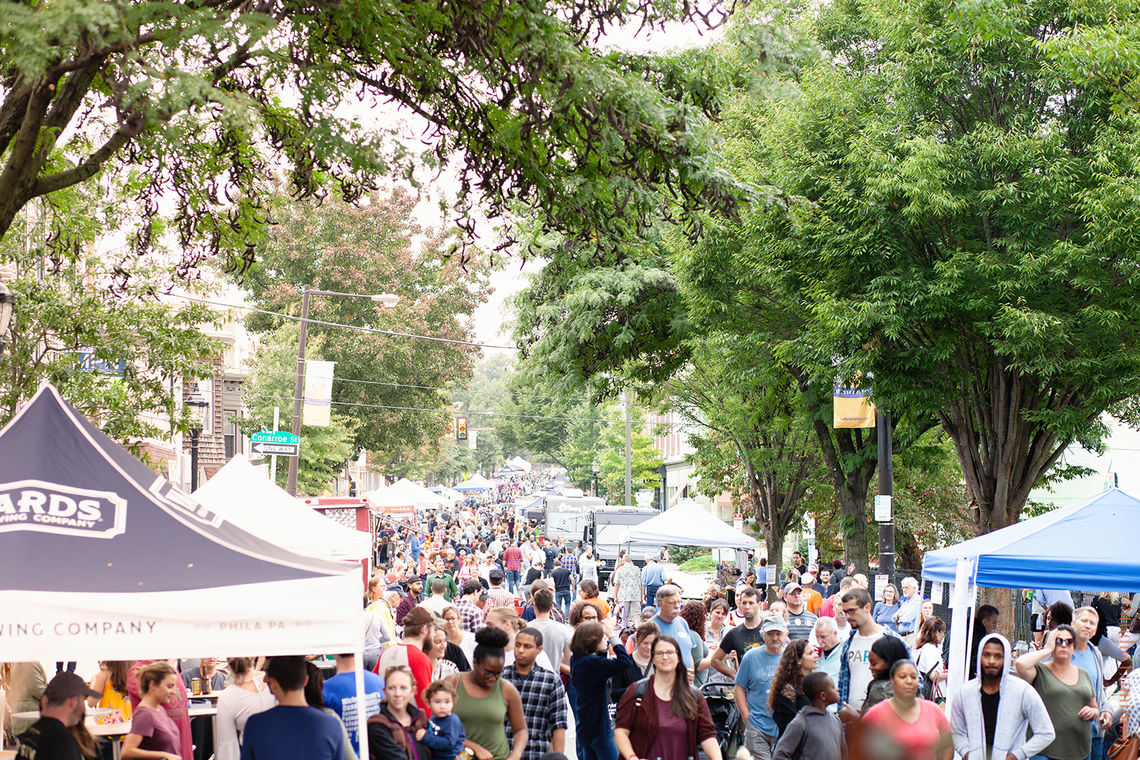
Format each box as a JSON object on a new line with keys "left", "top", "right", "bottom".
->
{"left": 450, "top": 627, "right": 529, "bottom": 760}
{"left": 1015, "top": 624, "right": 1098, "bottom": 760}
{"left": 614, "top": 635, "right": 721, "bottom": 760}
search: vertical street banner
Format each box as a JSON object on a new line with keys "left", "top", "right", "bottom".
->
{"left": 302, "top": 360, "right": 335, "bottom": 426}
{"left": 455, "top": 416, "right": 468, "bottom": 441}
{"left": 833, "top": 380, "right": 876, "bottom": 428}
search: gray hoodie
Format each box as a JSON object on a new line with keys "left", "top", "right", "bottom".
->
{"left": 773, "top": 705, "right": 843, "bottom": 760}
{"left": 949, "top": 633, "right": 1055, "bottom": 760}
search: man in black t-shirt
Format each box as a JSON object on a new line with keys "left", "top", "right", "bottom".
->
{"left": 711, "top": 586, "right": 765, "bottom": 678}
{"left": 17, "top": 672, "right": 100, "bottom": 760}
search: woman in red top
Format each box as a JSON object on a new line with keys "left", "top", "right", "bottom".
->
{"left": 858, "top": 659, "right": 952, "bottom": 760}
{"left": 613, "top": 635, "right": 721, "bottom": 760}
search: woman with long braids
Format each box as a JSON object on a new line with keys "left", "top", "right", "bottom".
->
{"left": 613, "top": 635, "right": 721, "bottom": 760}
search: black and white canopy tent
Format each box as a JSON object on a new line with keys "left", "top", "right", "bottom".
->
{"left": 0, "top": 385, "right": 365, "bottom": 662}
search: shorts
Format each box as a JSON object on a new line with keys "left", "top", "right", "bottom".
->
{"left": 743, "top": 724, "right": 777, "bottom": 760}
{"left": 1032, "top": 613, "right": 1045, "bottom": 632}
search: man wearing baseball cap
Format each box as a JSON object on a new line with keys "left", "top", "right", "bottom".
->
{"left": 16, "top": 671, "right": 100, "bottom": 759}
{"left": 783, "top": 582, "right": 818, "bottom": 641}
{"left": 734, "top": 616, "right": 789, "bottom": 760}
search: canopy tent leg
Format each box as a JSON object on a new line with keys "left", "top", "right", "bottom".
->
{"left": 355, "top": 648, "right": 369, "bottom": 760}
{"left": 944, "top": 556, "right": 977, "bottom": 717}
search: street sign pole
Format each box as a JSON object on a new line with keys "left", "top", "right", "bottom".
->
{"left": 271, "top": 407, "right": 279, "bottom": 482}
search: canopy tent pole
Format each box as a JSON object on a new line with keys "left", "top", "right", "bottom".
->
{"left": 355, "top": 647, "right": 369, "bottom": 760}
{"left": 944, "top": 556, "right": 977, "bottom": 717}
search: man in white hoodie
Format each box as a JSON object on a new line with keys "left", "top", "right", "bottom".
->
{"left": 950, "top": 633, "right": 1055, "bottom": 760}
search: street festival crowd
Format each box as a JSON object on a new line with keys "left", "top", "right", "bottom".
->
{"left": 7, "top": 480, "right": 1140, "bottom": 760}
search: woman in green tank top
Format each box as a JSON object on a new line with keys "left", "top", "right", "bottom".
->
{"left": 451, "top": 627, "right": 529, "bottom": 760}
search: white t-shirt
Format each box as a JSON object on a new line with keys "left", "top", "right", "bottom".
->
{"left": 915, "top": 642, "right": 945, "bottom": 700}
{"left": 845, "top": 629, "right": 883, "bottom": 710}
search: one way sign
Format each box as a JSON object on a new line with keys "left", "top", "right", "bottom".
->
{"left": 251, "top": 441, "right": 299, "bottom": 457}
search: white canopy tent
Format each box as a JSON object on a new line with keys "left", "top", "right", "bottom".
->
{"left": 366, "top": 478, "right": 449, "bottom": 510}
{"left": 0, "top": 386, "right": 374, "bottom": 757}
{"left": 627, "top": 498, "right": 757, "bottom": 549}
{"left": 193, "top": 454, "right": 371, "bottom": 561}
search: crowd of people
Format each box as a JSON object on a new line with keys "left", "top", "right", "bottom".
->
{"left": 6, "top": 494, "right": 1140, "bottom": 760}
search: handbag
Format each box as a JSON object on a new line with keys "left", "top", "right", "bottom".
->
{"left": 1109, "top": 733, "right": 1140, "bottom": 760}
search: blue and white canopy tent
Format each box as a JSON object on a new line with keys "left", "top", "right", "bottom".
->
{"left": 453, "top": 473, "right": 495, "bottom": 491}
{"left": 922, "top": 488, "right": 1140, "bottom": 712}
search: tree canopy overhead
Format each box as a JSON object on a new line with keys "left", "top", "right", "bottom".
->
{"left": 696, "top": 0, "right": 1140, "bottom": 534}
{"left": 0, "top": 0, "right": 742, "bottom": 276}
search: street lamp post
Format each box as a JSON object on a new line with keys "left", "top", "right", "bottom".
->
{"left": 286, "top": 287, "right": 399, "bottom": 496}
{"left": 185, "top": 384, "right": 210, "bottom": 492}
{"left": 0, "top": 281, "right": 15, "bottom": 351}
{"left": 591, "top": 459, "right": 600, "bottom": 498}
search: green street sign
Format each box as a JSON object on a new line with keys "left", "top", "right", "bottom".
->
{"left": 251, "top": 430, "right": 300, "bottom": 445}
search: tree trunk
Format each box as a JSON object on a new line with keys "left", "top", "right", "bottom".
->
{"left": 765, "top": 530, "right": 784, "bottom": 604}
{"left": 791, "top": 367, "right": 877, "bottom": 575}
{"left": 937, "top": 357, "right": 1073, "bottom": 535}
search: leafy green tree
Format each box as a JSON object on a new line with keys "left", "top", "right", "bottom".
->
{"left": 242, "top": 323, "right": 356, "bottom": 495}
{"left": 668, "top": 335, "right": 827, "bottom": 578}
{"left": 0, "top": 0, "right": 740, "bottom": 275}
{"left": 596, "top": 407, "right": 663, "bottom": 504}
{"left": 0, "top": 186, "right": 219, "bottom": 452}
{"left": 240, "top": 190, "right": 487, "bottom": 459}
{"left": 695, "top": 0, "right": 1140, "bottom": 535}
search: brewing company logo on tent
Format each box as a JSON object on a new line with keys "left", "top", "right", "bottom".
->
{"left": 0, "top": 479, "right": 127, "bottom": 538}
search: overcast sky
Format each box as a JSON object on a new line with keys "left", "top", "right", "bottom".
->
{"left": 466, "top": 19, "right": 723, "bottom": 354}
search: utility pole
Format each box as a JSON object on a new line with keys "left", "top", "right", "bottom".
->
{"left": 624, "top": 389, "right": 632, "bottom": 506}
{"left": 286, "top": 287, "right": 312, "bottom": 496}
{"left": 876, "top": 410, "right": 894, "bottom": 578}
{"left": 286, "top": 286, "right": 398, "bottom": 496}
{"left": 271, "top": 406, "right": 280, "bottom": 482}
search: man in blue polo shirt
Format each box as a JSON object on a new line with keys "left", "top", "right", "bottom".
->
{"left": 642, "top": 555, "right": 666, "bottom": 607}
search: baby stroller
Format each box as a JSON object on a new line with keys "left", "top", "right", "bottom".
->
{"left": 701, "top": 681, "right": 744, "bottom": 759}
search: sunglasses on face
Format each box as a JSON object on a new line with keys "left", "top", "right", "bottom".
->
{"left": 1054, "top": 637, "right": 1074, "bottom": 646}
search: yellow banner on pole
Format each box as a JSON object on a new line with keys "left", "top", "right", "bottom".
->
{"left": 833, "top": 382, "right": 876, "bottom": 428}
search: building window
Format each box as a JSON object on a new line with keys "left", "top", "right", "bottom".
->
{"left": 223, "top": 409, "right": 241, "bottom": 460}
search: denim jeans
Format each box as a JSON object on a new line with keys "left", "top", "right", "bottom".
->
{"left": 506, "top": 568, "right": 520, "bottom": 594}
{"left": 580, "top": 722, "right": 618, "bottom": 760}
{"left": 556, "top": 589, "right": 573, "bottom": 617}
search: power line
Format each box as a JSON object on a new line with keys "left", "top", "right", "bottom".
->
{"left": 242, "top": 391, "right": 627, "bottom": 423}
{"left": 242, "top": 391, "right": 695, "bottom": 427}
{"left": 252, "top": 368, "right": 593, "bottom": 404}
{"left": 169, "top": 293, "right": 519, "bottom": 351}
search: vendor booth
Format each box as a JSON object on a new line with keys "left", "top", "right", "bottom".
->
{"left": 0, "top": 386, "right": 374, "bottom": 757}
{"left": 453, "top": 473, "right": 495, "bottom": 491}
{"left": 922, "top": 488, "right": 1140, "bottom": 712}
{"left": 627, "top": 498, "right": 757, "bottom": 550}
{"left": 193, "top": 454, "right": 371, "bottom": 562}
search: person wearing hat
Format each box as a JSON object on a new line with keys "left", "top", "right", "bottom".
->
{"left": 799, "top": 573, "right": 823, "bottom": 614}
{"left": 782, "top": 582, "right": 818, "bottom": 641}
{"left": 486, "top": 568, "right": 515, "bottom": 609}
{"left": 16, "top": 671, "right": 100, "bottom": 759}
{"left": 733, "top": 616, "right": 788, "bottom": 760}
